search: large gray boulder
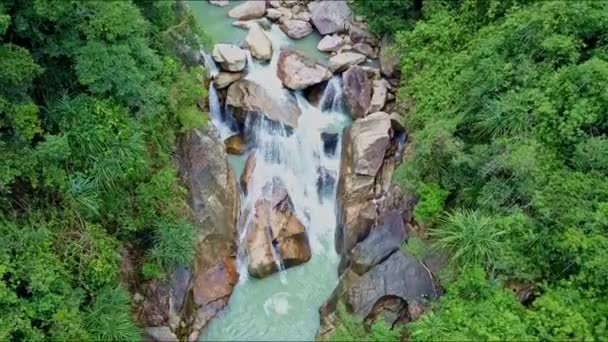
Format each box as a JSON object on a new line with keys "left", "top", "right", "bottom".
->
{"left": 212, "top": 44, "right": 247, "bottom": 72}
{"left": 228, "top": 1, "right": 266, "bottom": 20}
{"left": 246, "top": 23, "right": 273, "bottom": 61}
{"left": 368, "top": 79, "right": 387, "bottom": 113}
{"left": 328, "top": 52, "right": 366, "bottom": 73}
{"left": 277, "top": 50, "right": 332, "bottom": 90}
{"left": 343, "top": 66, "right": 372, "bottom": 119}
{"left": 280, "top": 19, "right": 313, "bottom": 39}
{"left": 310, "top": 0, "right": 351, "bottom": 35}
{"left": 351, "top": 112, "right": 391, "bottom": 176}
{"left": 226, "top": 79, "right": 302, "bottom": 128}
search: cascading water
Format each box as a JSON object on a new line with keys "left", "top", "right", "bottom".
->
{"left": 200, "top": 10, "right": 350, "bottom": 341}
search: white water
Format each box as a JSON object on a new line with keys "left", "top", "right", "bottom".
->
{"left": 202, "top": 23, "right": 350, "bottom": 341}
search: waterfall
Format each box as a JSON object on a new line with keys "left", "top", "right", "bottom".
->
{"left": 202, "top": 16, "right": 351, "bottom": 340}
{"left": 208, "top": 82, "right": 237, "bottom": 140}
{"left": 202, "top": 51, "right": 219, "bottom": 78}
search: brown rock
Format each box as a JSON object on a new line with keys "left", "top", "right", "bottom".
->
{"left": 343, "top": 65, "right": 371, "bottom": 119}
{"left": 225, "top": 134, "right": 245, "bottom": 155}
{"left": 228, "top": 1, "right": 266, "bottom": 20}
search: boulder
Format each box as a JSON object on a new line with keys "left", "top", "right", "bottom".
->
{"left": 280, "top": 19, "right": 313, "bottom": 39}
{"left": 214, "top": 72, "right": 242, "bottom": 89}
{"left": 228, "top": 1, "right": 266, "bottom": 20}
{"left": 269, "top": 0, "right": 280, "bottom": 8}
{"left": 226, "top": 79, "right": 302, "bottom": 128}
{"left": 208, "top": 0, "right": 229, "bottom": 6}
{"left": 266, "top": 8, "right": 282, "bottom": 21}
{"left": 245, "top": 180, "right": 311, "bottom": 278}
{"left": 246, "top": 23, "right": 273, "bottom": 61}
{"left": 345, "top": 252, "right": 437, "bottom": 319}
{"left": 240, "top": 152, "right": 256, "bottom": 193}
{"left": 277, "top": 50, "right": 332, "bottom": 90}
{"left": 353, "top": 42, "right": 377, "bottom": 59}
{"left": 328, "top": 52, "right": 366, "bottom": 73}
{"left": 212, "top": 44, "right": 247, "bottom": 72}
{"left": 351, "top": 112, "right": 391, "bottom": 176}
{"left": 224, "top": 134, "right": 245, "bottom": 155}
{"left": 350, "top": 211, "right": 407, "bottom": 275}
{"left": 318, "top": 34, "right": 344, "bottom": 52}
{"left": 343, "top": 66, "right": 371, "bottom": 118}
{"left": 379, "top": 35, "right": 399, "bottom": 78}
{"left": 368, "top": 79, "right": 387, "bottom": 113}
{"left": 310, "top": 0, "right": 351, "bottom": 35}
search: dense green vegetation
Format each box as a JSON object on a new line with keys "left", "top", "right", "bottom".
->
{"left": 340, "top": 0, "right": 608, "bottom": 340}
{"left": 0, "top": 0, "right": 207, "bottom": 339}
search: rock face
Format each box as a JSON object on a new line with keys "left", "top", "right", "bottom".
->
{"left": 280, "top": 19, "right": 313, "bottom": 39}
{"left": 368, "top": 79, "right": 387, "bottom": 113}
{"left": 343, "top": 66, "right": 372, "bottom": 119}
{"left": 277, "top": 50, "right": 332, "bottom": 90}
{"left": 310, "top": 0, "right": 351, "bottom": 35}
{"left": 379, "top": 35, "right": 399, "bottom": 78}
{"left": 214, "top": 72, "right": 242, "bottom": 89}
{"left": 245, "top": 180, "right": 312, "bottom": 278}
{"left": 318, "top": 34, "right": 343, "bottom": 52}
{"left": 212, "top": 44, "right": 247, "bottom": 72}
{"left": 246, "top": 23, "right": 273, "bottom": 60}
{"left": 135, "top": 126, "right": 241, "bottom": 341}
{"left": 226, "top": 79, "right": 302, "bottom": 128}
{"left": 228, "top": 1, "right": 266, "bottom": 20}
{"left": 329, "top": 52, "right": 366, "bottom": 73}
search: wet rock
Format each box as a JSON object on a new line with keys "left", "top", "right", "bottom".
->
{"left": 321, "top": 132, "right": 339, "bottom": 156}
{"left": 228, "top": 1, "right": 266, "bottom": 20}
{"left": 266, "top": 8, "right": 282, "bottom": 21}
{"left": 318, "top": 34, "right": 344, "bottom": 52}
{"left": 192, "top": 257, "right": 238, "bottom": 307}
{"left": 350, "top": 211, "right": 407, "bottom": 275}
{"left": 277, "top": 50, "right": 332, "bottom": 90}
{"left": 224, "top": 134, "right": 245, "bottom": 155}
{"left": 212, "top": 44, "right": 247, "bottom": 72}
{"left": 145, "top": 326, "right": 178, "bottom": 342}
{"left": 368, "top": 79, "right": 387, "bottom": 113}
{"left": 240, "top": 152, "right": 256, "bottom": 193}
{"left": 389, "top": 112, "right": 405, "bottom": 133}
{"left": 280, "top": 19, "right": 313, "bottom": 39}
{"left": 317, "top": 166, "right": 337, "bottom": 199}
{"left": 226, "top": 79, "right": 302, "bottom": 128}
{"left": 246, "top": 23, "right": 273, "bottom": 60}
{"left": 214, "top": 71, "right": 242, "bottom": 89}
{"left": 208, "top": 0, "right": 229, "bottom": 6}
{"left": 343, "top": 66, "right": 371, "bottom": 119}
{"left": 328, "top": 52, "right": 366, "bottom": 73}
{"left": 246, "top": 181, "right": 312, "bottom": 278}
{"left": 379, "top": 34, "right": 399, "bottom": 78}
{"left": 310, "top": 0, "right": 351, "bottom": 35}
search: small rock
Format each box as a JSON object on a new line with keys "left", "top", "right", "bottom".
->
{"left": 282, "top": 0, "right": 298, "bottom": 8}
{"left": 209, "top": 0, "right": 229, "bottom": 6}
{"left": 280, "top": 19, "right": 313, "bottom": 39}
{"left": 349, "top": 22, "right": 378, "bottom": 46}
{"left": 353, "top": 42, "right": 377, "bottom": 59}
{"left": 145, "top": 327, "right": 178, "bottom": 342}
{"left": 232, "top": 21, "right": 250, "bottom": 29}
{"left": 368, "top": 79, "right": 387, "bottom": 113}
{"left": 266, "top": 8, "right": 282, "bottom": 21}
{"left": 225, "top": 134, "right": 246, "bottom": 155}
{"left": 228, "top": 1, "right": 267, "bottom": 20}
{"left": 295, "top": 11, "right": 311, "bottom": 22}
{"left": 317, "top": 34, "right": 343, "bottom": 52}
{"left": 292, "top": 4, "right": 304, "bottom": 14}
{"left": 328, "top": 52, "right": 366, "bottom": 73}
{"left": 214, "top": 72, "right": 242, "bottom": 89}
{"left": 269, "top": 0, "right": 280, "bottom": 8}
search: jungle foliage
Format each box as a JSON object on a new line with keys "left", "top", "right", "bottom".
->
{"left": 341, "top": 0, "right": 608, "bottom": 340}
{"left": 0, "top": 0, "right": 208, "bottom": 339}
